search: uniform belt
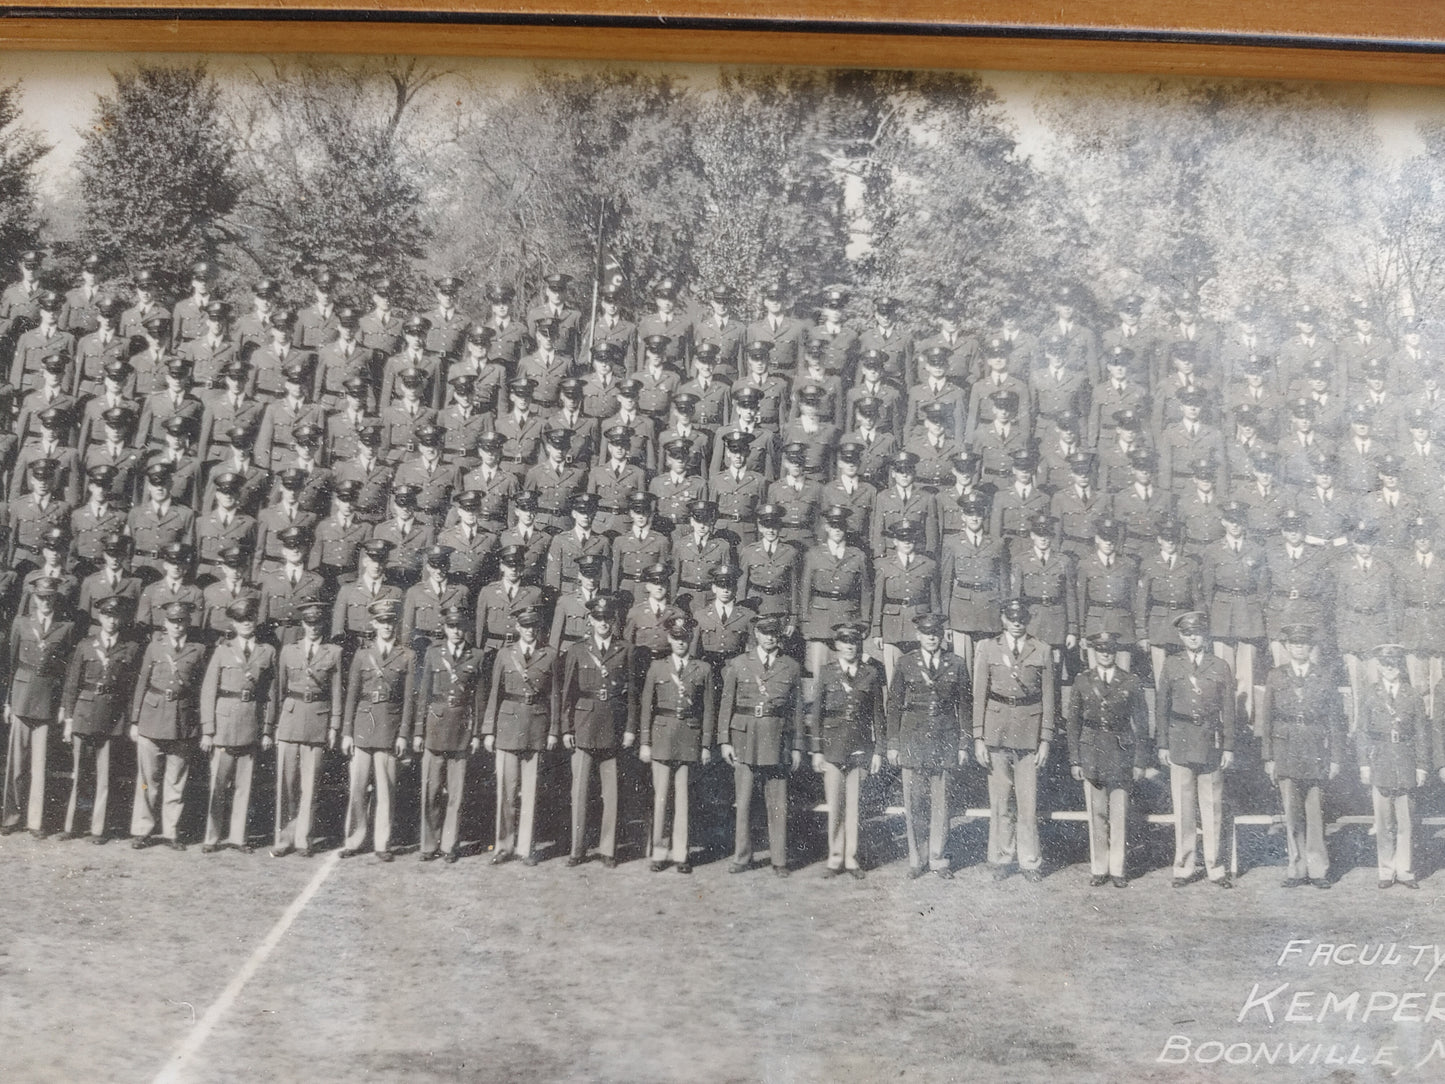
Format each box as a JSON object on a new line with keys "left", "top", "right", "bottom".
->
{"left": 368, "top": 689, "right": 402, "bottom": 703}
{"left": 812, "top": 589, "right": 855, "bottom": 600}
{"left": 988, "top": 691, "right": 1041, "bottom": 706}
{"left": 651, "top": 712, "right": 701, "bottom": 722}
{"left": 1063, "top": 534, "right": 1093, "bottom": 544}
{"left": 1271, "top": 590, "right": 1304, "bottom": 600}
{"left": 1213, "top": 586, "right": 1255, "bottom": 595}
{"left": 1088, "top": 599, "right": 1130, "bottom": 608}
{"left": 78, "top": 682, "right": 117, "bottom": 695}
{"left": 597, "top": 503, "right": 629, "bottom": 514}
{"left": 288, "top": 691, "right": 332, "bottom": 704}
{"left": 134, "top": 548, "right": 162, "bottom": 559}
{"left": 1082, "top": 717, "right": 1131, "bottom": 732}
{"left": 1169, "top": 711, "right": 1214, "bottom": 722}
{"left": 955, "top": 582, "right": 997, "bottom": 591}
{"left": 1347, "top": 605, "right": 1382, "bottom": 614}
{"left": 216, "top": 689, "right": 259, "bottom": 701}
{"left": 679, "top": 580, "right": 710, "bottom": 592}
{"left": 1153, "top": 598, "right": 1192, "bottom": 606}
{"left": 502, "top": 692, "right": 541, "bottom": 705}
{"left": 148, "top": 686, "right": 190, "bottom": 702}
{"left": 1023, "top": 594, "right": 1061, "bottom": 605}
{"left": 754, "top": 584, "right": 787, "bottom": 595}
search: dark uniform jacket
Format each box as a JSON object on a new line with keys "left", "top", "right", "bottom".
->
{"left": 1137, "top": 551, "right": 1201, "bottom": 645}
{"left": 885, "top": 649, "right": 969, "bottom": 771}
{"left": 342, "top": 640, "right": 416, "bottom": 749}
{"left": 799, "top": 543, "right": 871, "bottom": 641}
{"left": 1076, "top": 552, "right": 1139, "bottom": 640}
{"left": 1333, "top": 553, "right": 1398, "bottom": 654}
{"left": 719, "top": 649, "right": 804, "bottom": 766}
{"left": 971, "top": 632, "right": 1055, "bottom": 750}
{"left": 1357, "top": 680, "right": 1432, "bottom": 793}
{"left": 8, "top": 615, "right": 74, "bottom": 720}
{"left": 806, "top": 657, "right": 885, "bottom": 764}
{"left": 940, "top": 532, "right": 1008, "bottom": 635}
{"left": 1066, "top": 667, "right": 1150, "bottom": 787}
{"left": 130, "top": 636, "right": 208, "bottom": 740}
{"left": 61, "top": 633, "right": 143, "bottom": 737}
{"left": 481, "top": 642, "right": 558, "bottom": 751}
{"left": 416, "top": 643, "right": 486, "bottom": 752}
{"left": 871, "top": 554, "right": 939, "bottom": 644}
{"left": 1157, "top": 650, "right": 1237, "bottom": 770}
{"left": 561, "top": 636, "right": 638, "bottom": 749}
{"left": 1259, "top": 661, "right": 1347, "bottom": 784}
{"left": 640, "top": 655, "right": 717, "bottom": 762}
{"left": 274, "top": 639, "right": 342, "bottom": 744}
{"left": 200, "top": 639, "right": 278, "bottom": 747}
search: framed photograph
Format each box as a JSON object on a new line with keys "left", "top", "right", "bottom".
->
{"left": 3, "top": 5, "right": 1445, "bottom": 1082}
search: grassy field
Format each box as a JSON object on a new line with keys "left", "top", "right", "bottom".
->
{"left": 1, "top": 754, "right": 1443, "bottom": 1083}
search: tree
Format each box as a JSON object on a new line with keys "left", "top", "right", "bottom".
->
{"left": 0, "top": 81, "right": 49, "bottom": 271}
{"left": 76, "top": 63, "right": 240, "bottom": 276}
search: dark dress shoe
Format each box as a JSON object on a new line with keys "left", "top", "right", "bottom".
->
{"left": 565, "top": 854, "right": 586, "bottom": 868}
{"left": 1089, "top": 874, "right": 1110, "bottom": 887}
{"left": 489, "top": 851, "right": 512, "bottom": 866}
{"left": 821, "top": 867, "right": 843, "bottom": 879}
{"left": 90, "top": 834, "right": 108, "bottom": 845}
{"left": 772, "top": 865, "right": 790, "bottom": 877}
{"left": 57, "top": 831, "right": 81, "bottom": 842}
{"left": 444, "top": 851, "right": 460, "bottom": 865}
{"left": 29, "top": 829, "right": 48, "bottom": 840}
{"left": 650, "top": 861, "right": 668, "bottom": 873}
{"left": 1211, "top": 876, "right": 1234, "bottom": 889}
{"left": 1398, "top": 878, "right": 1420, "bottom": 890}
{"left": 339, "top": 848, "right": 363, "bottom": 859}
{"left": 1111, "top": 876, "right": 1129, "bottom": 888}
{"left": 300, "top": 847, "right": 316, "bottom": 858}
{"left": 166, "top": 840, "right": 188, "bottom": 852}
{"left": 419, "top": 850, "right": 438, "bottom": 862}
{"left": 232, "top": 843, "right": 255, "bottom": 855}
{"left": 523, "top": 853, "right": 540, "bottom": 866}
{"left": 1021, "top": 869, "right": 1043, "bottom": 883}
{"left": 676, "top": 863, "right": 693, "bottom": 874}
{"left": 600, "top": 856, "right": 618, "bottom": 869}
{"left": 1172, "top": 877, "right": 1192, "bottom": 888}
{"left": 0, "top": 824, "right": 21, "bottom": 835}
{"left": 131, "top": 836, "right": 155, "bottom": 849}
{"left": 1379, "top": 879, "right": 1394, "bottom": 889}
{"left": 848, "top": 868, "right": 866, "bottom": 881}
{"left": 375, "top": 850, "right": 393, "bottom": 862}
{"left": 935, "top": 867, "right": 955, "bottom": 880}
{"left": 907, "top": 866, "right": 928, "bottom": 880}
{"left": 1313, "top": 878, "right": 1331, "bottom": 889}
{"left": 728, "top": 861, "right": 751, "bottom": 874}
{"left": 270, "top": 846, "right": 294, "bottom": 859}
{"left": 991, "top": 865, "right": 1011, "bottom": 882}
{"left": 201, "top": 844, "right": 223, "bottom": 854}
{"left": 1281, "top": 877, "right": 1305, "bottom": 888}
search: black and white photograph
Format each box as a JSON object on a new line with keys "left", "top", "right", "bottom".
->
{"left": 2, "top": 38, "right": 1445, "bottom": 1081}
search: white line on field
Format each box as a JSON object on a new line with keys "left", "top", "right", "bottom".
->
{"left": 152, "top": 851, "right": 340, "bottom": 1084}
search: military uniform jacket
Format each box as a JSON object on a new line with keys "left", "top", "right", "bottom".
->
{"left": 474, "top": 582, "right": 541, "bottom": 648}
{"left": 1399, "top": 552, "right": 1445, "bottom": 654}
{"left": 1333, "top": 555, "right": 1398, "bottom": 654}
{"left": 1261, "top": 542, "right": 1331, "bottom": 638}
{"left": 1066, "top": 668, "right": 1150, "bottom": 786}
{"left": 372, "top": 517, "right": 436, "bottom": 580}
{"left": 60, "top": 633, "right": 142, "bottom": 738}
{"left": 330, "top": 578, "right": 403, "bottom": 639}
{"left": 496, "top": 527, "right": 551, "bottom": 586}
{"left": 799, "top": 543, "right": 871, "bottom": 640}
{"left": 1077, "top": 552, "right": 1139, "bottom": 639}
{"left": 436, "top": 523, "right": 498, "bottom": 585}
{"left": 673, "top": 533, "right": 735, "bottom": 595}
{"left": 395, "top": 457, "right": 461, "bottom": 519}
{"left": 481, "top": 643, "right": 558, "bottom": 751}
{"left": 885, "top": 649, "right": 969, "bottom": 771}
{"left": 402, "top": 580, "right": 470, "bottom": 642}
{"left": 692, "top": 600, "right": 756, "bottom": 659}
{"left": 274, "top": 639, "right": 342, "bottom": 744}
{"left": 939, "top": 533, "right": 1007, "bottom": 635}
{"left": 312, "top": 515, "right": 372, "bottom": 574}
{"left": 638, "top": 653, "right": 716, "bottom": 763}
{"left": 459, "top": 465, "right": 518, "bottom": 527}
{"left": 77, "top": 570, "right": 143, "bottom": 623}
{"left": 343, "top": 641, "right": 416, "bottom": 749}
{"left": 127, "top": 502, "right": 196, "bottom": 562}
{"left": 649, "top": 472, "right": 707, "bottom": 528}
{"left": 612, "top": 529, "right": 671, "bottom": 593}
{"left": 729, "top": 373, "right": 791, "bottom": 428}
{"left": 1259, "top": 662, "right": 1346, "bottom": 784}
{"left": 7, "top": 615, "right": 74, "bottom": 719}
{"left": 1157, "top": 651, "right": 1237, "bottom": 770}
{"left": 624, "top": 600, "right": 675, "bottom": 660}
{"left": 561, "top": 637, "right": 638, "bottom": 749}
{"left": 806, "top": 657, "right": 885, "bottom": 764}
{"left": 739, "top": 540, "right": 801, "bottom": 618}
{"left": 719, "top": 650, "right": 804, "bottom": 766}
{"left": 136, "top": 580, "right": 205, "bottom": 632}
{"left": 588, "top": 460, "right": 649, "bottom": 518}
{"left": 416, "top": 643, "right": 485, "bottom": 752}
{"left": 546, "top": 529, "right": 613, "bottom": 592}
{"left": 971, "top": 633, "right": 1055, "bottom": 750}
{"left": 196, "top": 509, "right": 257, "bottom": 567}
{"left": 201, "top": 580, "right": 261, "bottom": 639}
{"left": 1137, "top": 552, "right": 1201, "bottom": 644}
{"left": 1357, "top": 682, "right": 1432, "bottom": 792}
{"left": 131, "top": 636, "right": 208, "bottom": 740}
{"left": 201, "top": 639, "right": 278, "bottom": 746}
{"left": 871, "top": 487, "right": 938, "bottom": 558}
{"left": 1201, "top": 539, "right": 1269, "bottom": 639}
{"left": 332, "top": 457, "right": 393, "bottom": 522}
{"left": 1011, "top": 548, "right": 1076, "bottom": 646}
{"left": 7, "top": 494, "right": 73, "bottom": 563}
{"left": 708, "top": 424, "right": 777, "bottom": 480}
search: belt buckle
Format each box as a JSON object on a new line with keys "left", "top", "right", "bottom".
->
{"left": 754, "top": 704, "right": 764, "bottom": 718}
{"left": 240, "top": 689, "right": 254, "bottom": 703}
{"left": 372, "top": 690, "right": 388, "bottom": 702}
{"left": 1289, "top": 589, "right": 1300, "bottom": 599}
{"left": 166, "top": 691, "right": 179, "bottom": 702}
{"left": 1390, "top": 731, "right": 1403, "bottom": 744}
{"left": 597, "top": 687, "right": 609, "bottom": 702}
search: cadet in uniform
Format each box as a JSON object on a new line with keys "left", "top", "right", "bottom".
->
{"left": 639, "top": 612, "right": 716, "bottom": 873}
{"left": 798, "top": 505, "right": 872, "bottom": 704}
{"left": 1066, "top": 631, "right": 1150, "bottom": 887}
{"left": 340, "top": 598, "right": 415, "bottom": 862}
{"left": 129, "top": 600, "right": 208, "bottom": 850}
{"left": 414, "top": 606, "right": 485, "bottom": 863}
{"left": 1358, "top": 644, "right": 1431, "bottom": 889}
{"left": 719, "top": 613, "right": 804, "bottom": 875}
{"left": 1157, "top": 612, "right": 1237, "bottom": 888}
{"left": 560, "top": 594, "right": 637, "bottom": 867}
{"left": 940, "top": 491, "right": 1007, "bottom": 675}
{"left": 886, "top": 612, "right": 970, "bottom": 878}
{"left": 199, "top": 597, "right": 277, "bottom": 853}
{"left": 1259, "top": 623, "right": 1346, "bottom": 888}
{"left": 58, "top": 594, "right": 142, "bottom": 841}
{"left": 972, "top": 599, "right": 1057, "bottom": 881}
{"left": 270, "top": 598, "right": 341, "bottom": 858}
{"left": 2, "top": 578, "right": 74, "bottom": 836}
{"left": 870, "top": 520, "right": 940, "bottom": 682}
{"left": 480, "top": 605, "right": 558, "bottom": 865}
{"left": 806, "top": 621, "right": 885, "bottom": 877}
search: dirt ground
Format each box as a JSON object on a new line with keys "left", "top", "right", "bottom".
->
{"left": 2, "top": 756, "right": 1444, "bottom": 1083}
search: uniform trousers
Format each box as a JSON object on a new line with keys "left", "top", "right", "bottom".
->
{"left": 733, "top": 761, "right": 788, "bottom": 868}
{"left": 1406, "top": 653, "right": 1442, "bottom": 716}
{"left": 2, "top": 717, "right": 49, "bottom": 830}
{"left": 803, "top": 640, "right": 831, "bottom": 708}
{"left": 131, "top": 735, "right": 191, "bottom": 840}
{"left": 494, "top": 748, "right": 540, "bottom": 858}
{"left": 1213, "top": 640, "right": 1256, "bottom": 726}
{"left": 1372, "top": 787, "right": 1414, "bottom": 882}
{"left": 900, "top": 767, "right": 949, "bottom": 871}
{"left": 1083, "top": 780, "right": 1129, "bottom": 878}
{"left": 1342, "top": 654, "right": 1379, "bottom": 728}
{"left": 570, "top": 747, "right": 619, "bottom": 859}
{"left": 344, "top": 747, "right": 397, "bottom": 853}
{"left": 421, "top": 749, "right": 468, "bottom": 855}
{"left": 274, "top": 740, "right": 325, "bottom": 850}
{"left": 987, "top": 747, "right": 1042, "bottom": 871}
{"left": 822, "top": 760, "right": 864, "bottom": 870}
{"left": 1278, "top": 777, "right": 1328, "bottom": 881}
{"left": 204, "top": 745, "right": 256, "bottom": 847}
{"left": 1169, "top": 762, "right": 1226, "bottom": 881}
{"left": 649, "top": 760, "right": 690, "bottom": 863}
{"left": 65, "top": 736, "right": 113, "bottom": 836}
{"left": 949, "top": 629, "right": 987, "bottom": 678}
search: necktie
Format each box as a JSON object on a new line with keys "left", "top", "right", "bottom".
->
{"left": 306, "top": 641, "right": 314, "bottom": 664}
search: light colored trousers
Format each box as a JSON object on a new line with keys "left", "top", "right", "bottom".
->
{"left": 344, "top": 747, "right": 397, "bottom": 853}
{"left": 570, "top": 748, "right": 618, "bottom": 859}
{"left": 1279, "top": 777, "right": 1328, "bottom": 881}
{"left": 988, "top": 747, "right": 1042, "bottom": 871}
{"left": 204, "top": 745, "right": 256, "bottom": 847}
{"left": 901, "top": 767, "right": 949, "bottom": 871}
{"left": 1213, "top": 640, "right": 1256, "bottom": 729}
{"left": 734, "top": 761, "right": 788, "bottom": 868}
{"left": 421, "top": 749, "right": 468, "bottom": 855}
{"left": 274, "top": 741, "right": 325, "bottom": 851}
{"left": 1372, "top": 787, "right": 1414, "bottom": 882}
{"left": 650, "top": 760, "right": 690, "bottom": 863}
{"left": 66, "top": 736, "right": 113, "bottom": 837}
{"left": 1084, "top": 780, "right": 1129, "bottom": 878}
{"left": 131, "top": 736, "right": 191, "bottom": 840}
{"left": 2, "top": 718, "right": 49, "bottom": 830}
{"left": 1170, "top": 762, "right": 1225, "bottom": 881}
{"left": 494, "top": 748, "right": 540, "bottom": 858}
{"left": 822, "top": 761, "right": 864, "bottom": 870}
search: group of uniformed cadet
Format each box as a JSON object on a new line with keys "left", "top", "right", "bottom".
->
{"left": 1, "top": 251, "right": 1444, "bottom": 888}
